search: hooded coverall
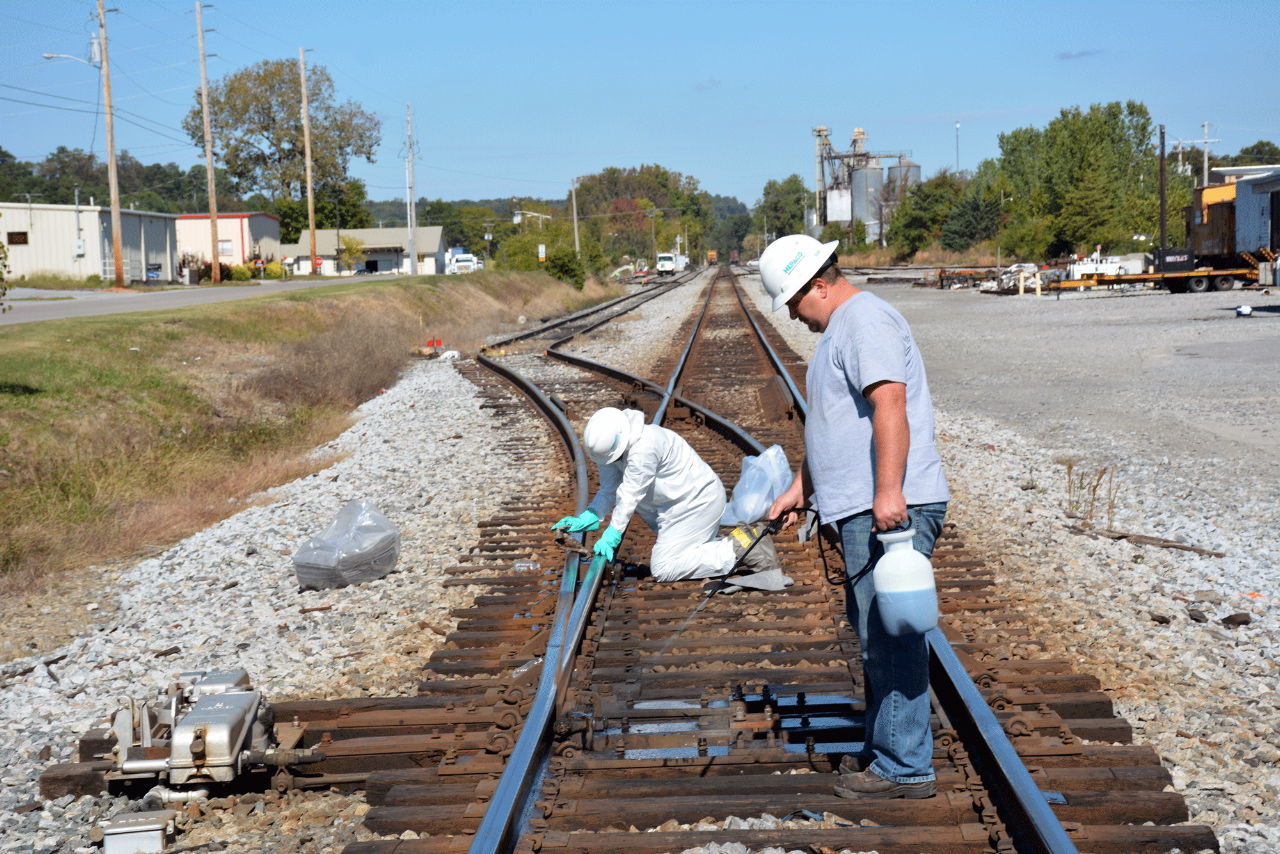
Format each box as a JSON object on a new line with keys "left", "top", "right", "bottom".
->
{"left": 587, "top": 410, "right": 735, "bottom": 581}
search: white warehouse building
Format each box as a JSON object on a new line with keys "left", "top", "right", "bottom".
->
{"left": 0, "top": 201, "right": 178, "bottom": 283}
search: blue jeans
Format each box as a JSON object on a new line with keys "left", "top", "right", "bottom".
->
{"left": 837, "top": 501, "right": 947, "bottom": 783}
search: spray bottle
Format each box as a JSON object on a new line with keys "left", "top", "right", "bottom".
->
{"left": 872, "top": 529, "right": 938, "bottom": 636}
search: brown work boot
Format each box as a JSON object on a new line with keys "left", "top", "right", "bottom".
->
{"left": 837, "top": 754, "right": 870, "bottom": 775}
{"left": 833, "top": 768, "right": 936, "bottom": 800}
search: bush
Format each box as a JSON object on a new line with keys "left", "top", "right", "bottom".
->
{"left": 544, "top": 245, "right": 585, "bottom": 289}
{"left": 199, "top": 261, "right": 232, "bottom": 283}
{"left": 85, "top": 273, "right": 104, "bottom": 288}
{"left": 264, "top": 261, "right": 283, "bottom": 279}
{"left": 229, "top": 264, "right": 253, "bottom": 282}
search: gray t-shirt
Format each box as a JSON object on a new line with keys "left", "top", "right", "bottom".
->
{"left": 805, "top": 291, "right": 949, "bottom": 524}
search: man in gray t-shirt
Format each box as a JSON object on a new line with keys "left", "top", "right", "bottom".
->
{"left": 762, "top": 234, "right": 948, "bottom": 800}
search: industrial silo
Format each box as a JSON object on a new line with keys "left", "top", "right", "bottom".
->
{"left": 852, "top": 166, "right": 884, "bottom": 240}
{"left": 886, "top": 158, "right": 921, "bottom": 203}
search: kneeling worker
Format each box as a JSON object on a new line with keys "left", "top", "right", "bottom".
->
{"left": 553, "top": 407, "right": 781, "bottom": 585}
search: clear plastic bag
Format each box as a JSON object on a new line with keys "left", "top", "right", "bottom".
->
{"left": 720, "top": 444, "right": 792, "bottom": 527}
{"left": 293, "top": 499, "right": 401, "bottom": 590}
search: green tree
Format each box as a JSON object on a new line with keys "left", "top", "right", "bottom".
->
{"left": 338, "top": 235, "right": 366, "bottom": 272}
{"left": 887, "top": 171, "right": 965, "bottom": 256}
{"left": 820, "top": 220, "right": 867, "bottom": 254}
{"left": 182, "top": 59, "right": 380, "bottom": 198}
{"left": 1214, "top": 140, "right": 1280, "bottom": 167}
{"left": 275, "top": 179, "right": 372, "bottom": 243}
{"left": 940, "top": 194, "right": 999, "bottom": 251}
{"left": 754, "top": 174, "right": 809, "bottom": 238}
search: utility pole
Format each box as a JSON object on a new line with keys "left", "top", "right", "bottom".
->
{"left": 1198, "top": 120, "right": 1218, "bottom": 185}
{"left": 571, "top": 178, "right": 580, "bottom": 258}
{"left": 1158, "top": 124, "right": 1167, "bottom": 272}
{"left": 195, "top": 2, "right": 219, "bottom": 283}
{"left": 97, "top": 0, "right": 123, "bottom": 287}
{"left": 298, "top": 47, "right": 317, "bottom": 275}
{"left": 404, "top": 103, "right": 418, "bottom": 275}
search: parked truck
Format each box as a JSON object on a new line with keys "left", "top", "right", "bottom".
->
{"left": 1061, "top": 176, "right": 1277, "bottom": 293}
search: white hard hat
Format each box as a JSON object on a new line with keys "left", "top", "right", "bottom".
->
{"left": 584, "top": 407, "right": 641, "bottom": 464}
{"left": 1236, "top": 305, "right": 1253, "bottom": 317}
{"left": 759, "top": 234, "right": 840, "bottom": 312}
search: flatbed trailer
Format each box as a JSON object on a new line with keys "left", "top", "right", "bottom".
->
{"left": 1057, "top": 267, "right": 1258, "bottom": 293}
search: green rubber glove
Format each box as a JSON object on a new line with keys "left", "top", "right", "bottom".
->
{"left": 551, "top": 509, "right": 600, "bottom": 533}
{"left": 593, "top": 527, "right": 622, "bottom": 561}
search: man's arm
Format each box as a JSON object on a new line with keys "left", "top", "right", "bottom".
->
{"left": 767, "top": 458, "right": 812, "bottom": 530}
{"left": 865, "top": 379, "right": 909, "bottom": 531}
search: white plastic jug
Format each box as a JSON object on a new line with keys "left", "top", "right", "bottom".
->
{"left": 872, "top": 529, "right": 938, "bottom": 636}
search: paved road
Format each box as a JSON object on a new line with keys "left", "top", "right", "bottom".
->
{"left": 0, "top": 274, "right": 410, "bottom": 327}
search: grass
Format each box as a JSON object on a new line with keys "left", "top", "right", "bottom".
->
{"left": 0, "top": 269, "right": 619, "bottom": 590}
{"left": 12, "top": 272, "right": 105, "bottom": 290}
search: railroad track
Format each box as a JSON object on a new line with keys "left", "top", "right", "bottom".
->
{"left": 41, "top": 267, "right": 1219, "bottom": 853}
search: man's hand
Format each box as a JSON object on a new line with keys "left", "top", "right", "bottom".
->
{"left": 871, "top": 489, "right": 908, "bottom": 532}
{"left": 767, "top": 471, "right": 806, "bottom": 530}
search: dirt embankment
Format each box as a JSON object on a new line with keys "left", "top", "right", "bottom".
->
{"left": 0, "top": 272, "right": 619, "bottom": 661}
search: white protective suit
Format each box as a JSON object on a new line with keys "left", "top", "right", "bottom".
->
{"left": 586, "top": 409, "right": 736, "bottom": 581}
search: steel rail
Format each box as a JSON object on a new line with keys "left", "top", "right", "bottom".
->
{"left": 652, "top": 271, "right": 718, "bottom": 424}
{"left": 467, "top": 353, "right": 591, "bottom": 854}
{"left": 484, "top": 275, "right": 685, "bottom": 350}
{"left": 469, "top": 275, "right": 764, "bottom": 854}
{"left": 724, "top": 271, "right": 1078, "bottom": 853}
{"left": 928, "top": 628, "right": 1079, "bottom": 853}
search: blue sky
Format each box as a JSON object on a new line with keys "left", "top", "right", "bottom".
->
{"left": 3, "top": 0, "right": 1274, "bottom": 207}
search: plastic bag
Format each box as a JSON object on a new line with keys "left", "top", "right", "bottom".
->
{"left": 293, "top": 499, "right": 401, "bottom": 590}
{"left": 720, "top": 444, "right": 792, "bottom": 526}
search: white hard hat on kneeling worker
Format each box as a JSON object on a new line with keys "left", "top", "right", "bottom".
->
{"left": 759, "top": 234, "right": 840, "bottom": 312}
{"left": 583, "top": 407, "right": 644, "bottom": 464}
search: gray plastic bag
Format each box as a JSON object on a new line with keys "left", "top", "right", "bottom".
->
{"left": 293, "top": 499, "right": 400, "bottom": 590}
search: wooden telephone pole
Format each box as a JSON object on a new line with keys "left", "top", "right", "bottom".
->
{"left": 195, "top": 2, "right": 219, "bottom": 282}
{"left": 96, "top": 0, "right": 124, "bottom": 287}
{"left": 298, "top": 48, "right": 317, "bottom": 275}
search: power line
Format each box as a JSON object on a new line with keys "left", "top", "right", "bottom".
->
{"left": 0, "top": 82, "right": 192, "bottom": 139}
{"left": 0, "top": 95, "right": 191, "bottom": 145}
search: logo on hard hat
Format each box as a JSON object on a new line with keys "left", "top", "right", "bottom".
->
{"left": 782, "top": 251, "right": 805, "bottom": 275}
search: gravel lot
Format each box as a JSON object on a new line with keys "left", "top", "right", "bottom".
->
{"left": 743, "top": 272, "right": 1280, "bottom": 854}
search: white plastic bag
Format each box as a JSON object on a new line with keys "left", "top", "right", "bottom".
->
{"left": 720, "top": 445, "right": 792, "bottom": 527}
{"left": 293, "top": 499, "right": 401, "bottom": 590}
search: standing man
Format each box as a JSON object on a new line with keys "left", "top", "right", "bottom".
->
{"left": 762, "top": 235, "right": 949, "bottom": 799}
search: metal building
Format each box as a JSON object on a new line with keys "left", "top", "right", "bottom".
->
{"left": 176, "top": 212, "right": 281, "bottom": 266}
{"left": 0, "top": 202, "right": 177, "bottom": 282}
{"left": 1233, "top": 171, "right": 1280, "bottom": 254}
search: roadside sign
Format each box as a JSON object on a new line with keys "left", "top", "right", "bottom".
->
{"left": 538, "top": 243, "right": 546, "bottom": 263}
